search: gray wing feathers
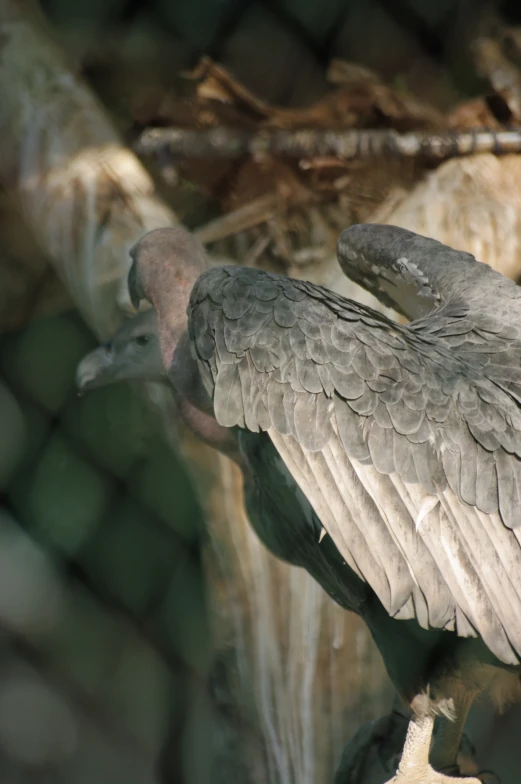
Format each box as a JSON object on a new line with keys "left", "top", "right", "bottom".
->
{"left": 269, "top": 428, "right": 364, "bottom": 581}
{"left": 189, "top": 266, "right": 521, "bottom": 663}
{"left": 337, "top": 224, "right": 521, "bottom": 325}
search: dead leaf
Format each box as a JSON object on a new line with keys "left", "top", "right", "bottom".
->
{"left": 185, "top": 56, "right": 271, "bottom": 122}
{"left": 472, "top": 37, "right": 521, "bottom": 123}
{"left": 181, "top": 56, "right": 444, "bottom": 132}
{"left": 447, "top": 97, "right": 502, "bottom": 129}
{"left": 326, "top": 59, "right": 381, "bottom": 86}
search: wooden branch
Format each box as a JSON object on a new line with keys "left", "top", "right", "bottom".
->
{"left": 136, "top": 126, "right": 521, "bottom": 163}
{"left": 0, "top": 0, "right": 176, "bottom": 339}
{"left": 194, "top": 194, "right": 279, "bottom": 245}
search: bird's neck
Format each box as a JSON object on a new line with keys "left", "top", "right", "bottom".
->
{"left": 155, "top": 317, "right": 214, "bottom": 422}
{"left": 156, "top": 310, "right": 242, "bottom": 464}
{"left": 155, "top": 303, "right": 185, "bottom": 371}
{"left": 147, "top": 270, "right": 239, "bottom": 459}
{"left": 176, "top": 395, "right": 242, "bottom": 465}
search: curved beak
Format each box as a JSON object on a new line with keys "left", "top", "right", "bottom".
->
{"left": 76, "top": 345, "right": 112, "bottom": 393}
{"left": 127, "top": 260, "right": 144, "bottom": 311}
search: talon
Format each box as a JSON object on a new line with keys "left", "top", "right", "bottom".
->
{"left": 475, "top": 771, "right": 501, "bottom": 784}
{"left": 390, "top": 767, "right": 482, "bottom": 783}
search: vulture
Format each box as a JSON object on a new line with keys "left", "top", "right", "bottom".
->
{"left": 105, "top": 223, "right": 521, "bottom": 783}
{"left": 76, "top": 308, "right": 241, "bottom": 463}
{"left": 76, "top": 288, "right": 375, "bottom": 629}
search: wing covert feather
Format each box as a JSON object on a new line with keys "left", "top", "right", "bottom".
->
{"left": 189, "top": 265, "right": 521, "bottom": 663}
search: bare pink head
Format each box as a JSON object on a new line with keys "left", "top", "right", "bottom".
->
{"left": 128, "top": 226, "right": 208, "bottom": 368}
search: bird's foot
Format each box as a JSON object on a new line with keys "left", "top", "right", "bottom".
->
{"left": 435, "top": 765, "right": 499, "bottom": 783}
{"left": 388, "top": 765, "right": 482, "bottom": 783}
{"left": 333, "top": 707, "right": 486, "bottom": 784}
{"left": 383, "top": 702, "right": 488, "bottom": 784}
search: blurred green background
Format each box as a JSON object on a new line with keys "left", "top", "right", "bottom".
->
{"left": 0, "top": 308, "right": 211, "bottom": 783}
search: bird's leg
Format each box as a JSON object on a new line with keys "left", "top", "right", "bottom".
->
{"left": 386, "top": 693, "right": 482, "bottom": 784}
{"left": 429, "top": 686, "right": 476, "bottom": 775}
{"left": 395, "top": 696, "right": 435, "bottom": 773}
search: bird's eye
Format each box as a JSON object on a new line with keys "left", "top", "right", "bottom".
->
{"left": 135, "top": 335, "right": 150, "bottom": 346}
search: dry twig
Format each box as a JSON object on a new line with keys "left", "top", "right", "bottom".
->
{"left": 136, "top": 126, "right": 521, "bottom": 163}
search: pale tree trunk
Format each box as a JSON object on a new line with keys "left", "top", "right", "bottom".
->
{"left": 0, "top": 0, "right": 175, "bottom": 336}
{"left": 372, "top": 154, "right": 521, "bottom": 282}
{"left": 0, "top": 2, "right": 393, "bottom": 783}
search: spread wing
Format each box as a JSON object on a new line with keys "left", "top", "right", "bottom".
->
{"left": 337, "top": 223, "right": 521, "bottom": 403}
{"left": 189, "top": 265, "right": 521, "bottom": 665}
{"left": 337, "top": 224, "right": 521, "bottom": 323}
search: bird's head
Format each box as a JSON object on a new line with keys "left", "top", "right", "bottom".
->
{"left": 75, "top": 308, "right": 242, "bottom": 464}
{"left": 76, "top": 308, "right": 165, "bottom": 393}
{"left": 127, "top": 225, "right": 210, "bottom": 401}
{"left": 128, "top": 226, "right": 207, "bottom": 314}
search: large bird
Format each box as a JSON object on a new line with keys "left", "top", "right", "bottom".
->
{"left": 126, "top": 224, "right": 521, "bottom": 784}
{"left": 75, "top": 308, "right": 242, "bottom": 463}
{"left": 74, "top": 307, "right": 481, "bottom": 782}
{"left": 76, "top": 279, "right": 372, "bottom": 620}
